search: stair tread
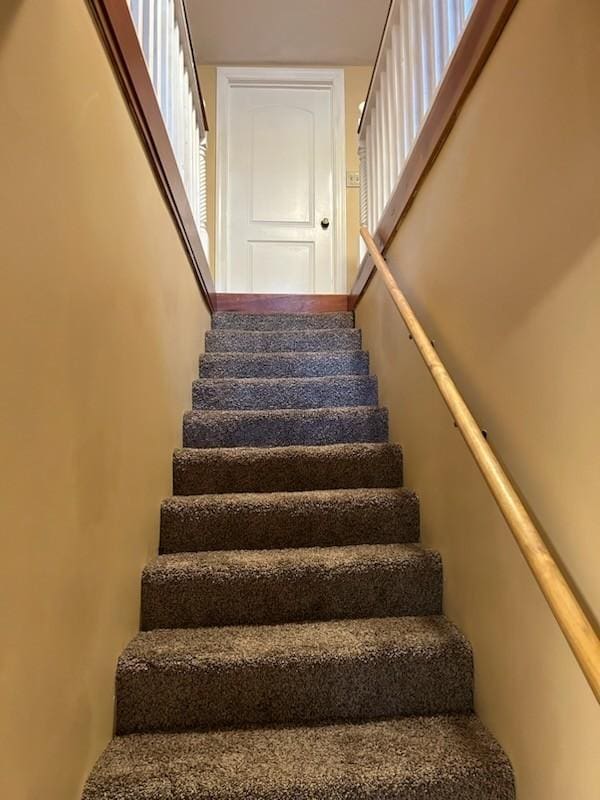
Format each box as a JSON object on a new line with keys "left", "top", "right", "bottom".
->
{"left": 183, "top": 405, "right": 388, "bottom": 448}
{"left": 173, "top": 442, "right": 403, "bottom": 495}
{"left": 146, "top": 542, "right": 437, "bottom": 579}
{"left": 164, "top": 485, "right": 412, "bottom": 506}
{"left": 212, "top": 312, "right": 354, "bottom": 330}
{"left": 175, "top": 440, "right": 399, "bottom": 455}
{"left": 202, "top": 349, "right": 362, "bottom": 354}
{"left": 199, "top": 350, "right": 369, "bottom": 375}
{"left": 205, "top": 328, "right": 361, "bottom": 353}
{"left": 116, "top": 616, "right": 472, "bottom": 731}
{"left": 83, "top": 714, "right": 514, "bottom": 800}
{"left": 142, "top": 543, "right": 441, "bottom": 630}
{"left": 175, "top": 441, "right": 399, "bottom": 460}
{"left": 185, "top": 404, "right": 381, "bottom": 418}
{"left": 194, "top": 374, "right": 373, "bottom": 385}
{"left": 192, "top": 374, "right": 378, "bottom": 410}
{"left": 210, "top": 327, "right": 358, "bottom": 335}
{"left": 122, "top": 614, "right": 465, "bottom": 666}
{"left": 160, "top": 486, "right": 418, "bottom": 553}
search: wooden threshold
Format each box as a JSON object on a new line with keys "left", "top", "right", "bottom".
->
{"left": 215, "top": 294, "right": 351, "bottom": 314}
{"left": 86, "top": 0, "right": 216, "bottom": 311}
{"left": 349, "top": 0, "right": 519, "bottom": 310}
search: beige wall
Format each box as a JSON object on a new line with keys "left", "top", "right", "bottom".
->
{"left": 0, "top": 2, "right": 211, "bottom": 799}
{"left": 356, "top": 1, "right": 600, "bottom": 798}
{"left": 198, "top": 65, "right": 372, "bottom": 291}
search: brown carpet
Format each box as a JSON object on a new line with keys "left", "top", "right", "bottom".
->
{"left": 83, "top": 716, "right": 514, "bottom": 800}
{"left": 82, "top": 311, "right": 515, "bottom": 799}
{"left": 141, "top": 543, "right": 442, "bottom": 629}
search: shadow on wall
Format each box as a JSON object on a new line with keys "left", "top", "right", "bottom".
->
{"left": 0, "top": 1, "right": 26, "bottom": 48}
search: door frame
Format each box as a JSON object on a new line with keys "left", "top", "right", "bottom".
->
{"left": 216, "top": 66, "right": 347, "bottom": 293}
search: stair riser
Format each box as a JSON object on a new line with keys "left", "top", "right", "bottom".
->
{"left": 199, "top": 351, "right": 370, "bottom": 378}
{"left": 141, "top": 556, "right": 442, "bottom": 629}
{"left": 173, "top": 444, "right": 403, "bottom": 495}
{"left": 116, "top": 644, "right": 472, "bottom": 734}
{"left": 183, "top": 408, "right": 388, "bottom": 448}
{"left": 192, "top": 376, "right": 378, "bottom": 411}
{"left": 205, "top": 329, "right": 361, "bottom": 353}
{"left": 159, "top": 492, "right": 419, "bottom": 553}
{"left": 83, "top": 716, "right": 516, "bottom": 800}
{"left": 212, "top": 312, "right": 354, "bottom": 330}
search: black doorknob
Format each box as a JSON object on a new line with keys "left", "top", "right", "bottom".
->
{"left": 321, "top": 217, "right": 330, "bottom": 229}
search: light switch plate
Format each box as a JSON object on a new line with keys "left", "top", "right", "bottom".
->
{"left": 346, "top": 171, "right": 360, "bottom": 188}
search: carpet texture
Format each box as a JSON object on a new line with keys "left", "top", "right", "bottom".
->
{"left": 199, "top": 350, "right": 370, "bottom": 378}
{"left": 116, "top": 616, "right": 472, "bottom": 733}
{"left": 172, "top": 442, "right": 403, "bottom": 494}
{"left": 82, "top": 311, "right": 514, "bottom": 799}
{"left": 141, "top": 543, "right": 442, "bottom": 629}
{"left": 205, "top": 328, "right": 361, "bottom": 353}
{"left": 160, "top": 487, "right": 419, "bottom": 553}
{"left": 83, "top": 716, "right": 514, "bottom": 800}
{"left": 192, "top": 375, "right": 378, "bottom": 410}
{"left": 212, "top": 311, "right": 354, "bottom": 330}
{"left": 183, "top": 406, "right": 389, "bottom": 448}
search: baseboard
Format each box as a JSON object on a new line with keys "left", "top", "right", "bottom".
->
{"left": 215, "top": 294, "right": 351, "bottom": 313}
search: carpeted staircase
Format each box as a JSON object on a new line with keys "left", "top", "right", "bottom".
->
{"left": 83, "top": 311, "right": 515, "bottom": 799}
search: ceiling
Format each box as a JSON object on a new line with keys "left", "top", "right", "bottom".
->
{"left": 185, "top": 0, "right": 390, "bottom": 66}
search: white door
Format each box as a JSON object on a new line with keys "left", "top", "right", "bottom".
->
{"left": 217, "top": 68, "right": 346, "bottom": 293}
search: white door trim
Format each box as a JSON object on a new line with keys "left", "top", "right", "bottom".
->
{"left": 216, "top": 66, "right": 347, "bottom": 293}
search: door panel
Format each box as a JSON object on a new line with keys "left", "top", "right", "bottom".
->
{"left": 225, "top": 81, "right": 336, "bottom": 293}
{"left": 249, "top": 241, "right": 315, "bottom": 293}
{"left": 250, "top": 106, "right": 314, "bottom": 225}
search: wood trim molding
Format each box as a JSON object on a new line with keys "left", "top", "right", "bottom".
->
{"left": 86, "top": 0, "right": 216, "bottom": 311}
{"left": 349, "top": 0, "right": 519, "bottom": 310}
{"left": 216, "top": 294, "right": 350, "bottom": 314}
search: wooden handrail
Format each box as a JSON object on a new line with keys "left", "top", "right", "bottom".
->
{"left": 360, "top": 225, "right": 600, "bottom": 703}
